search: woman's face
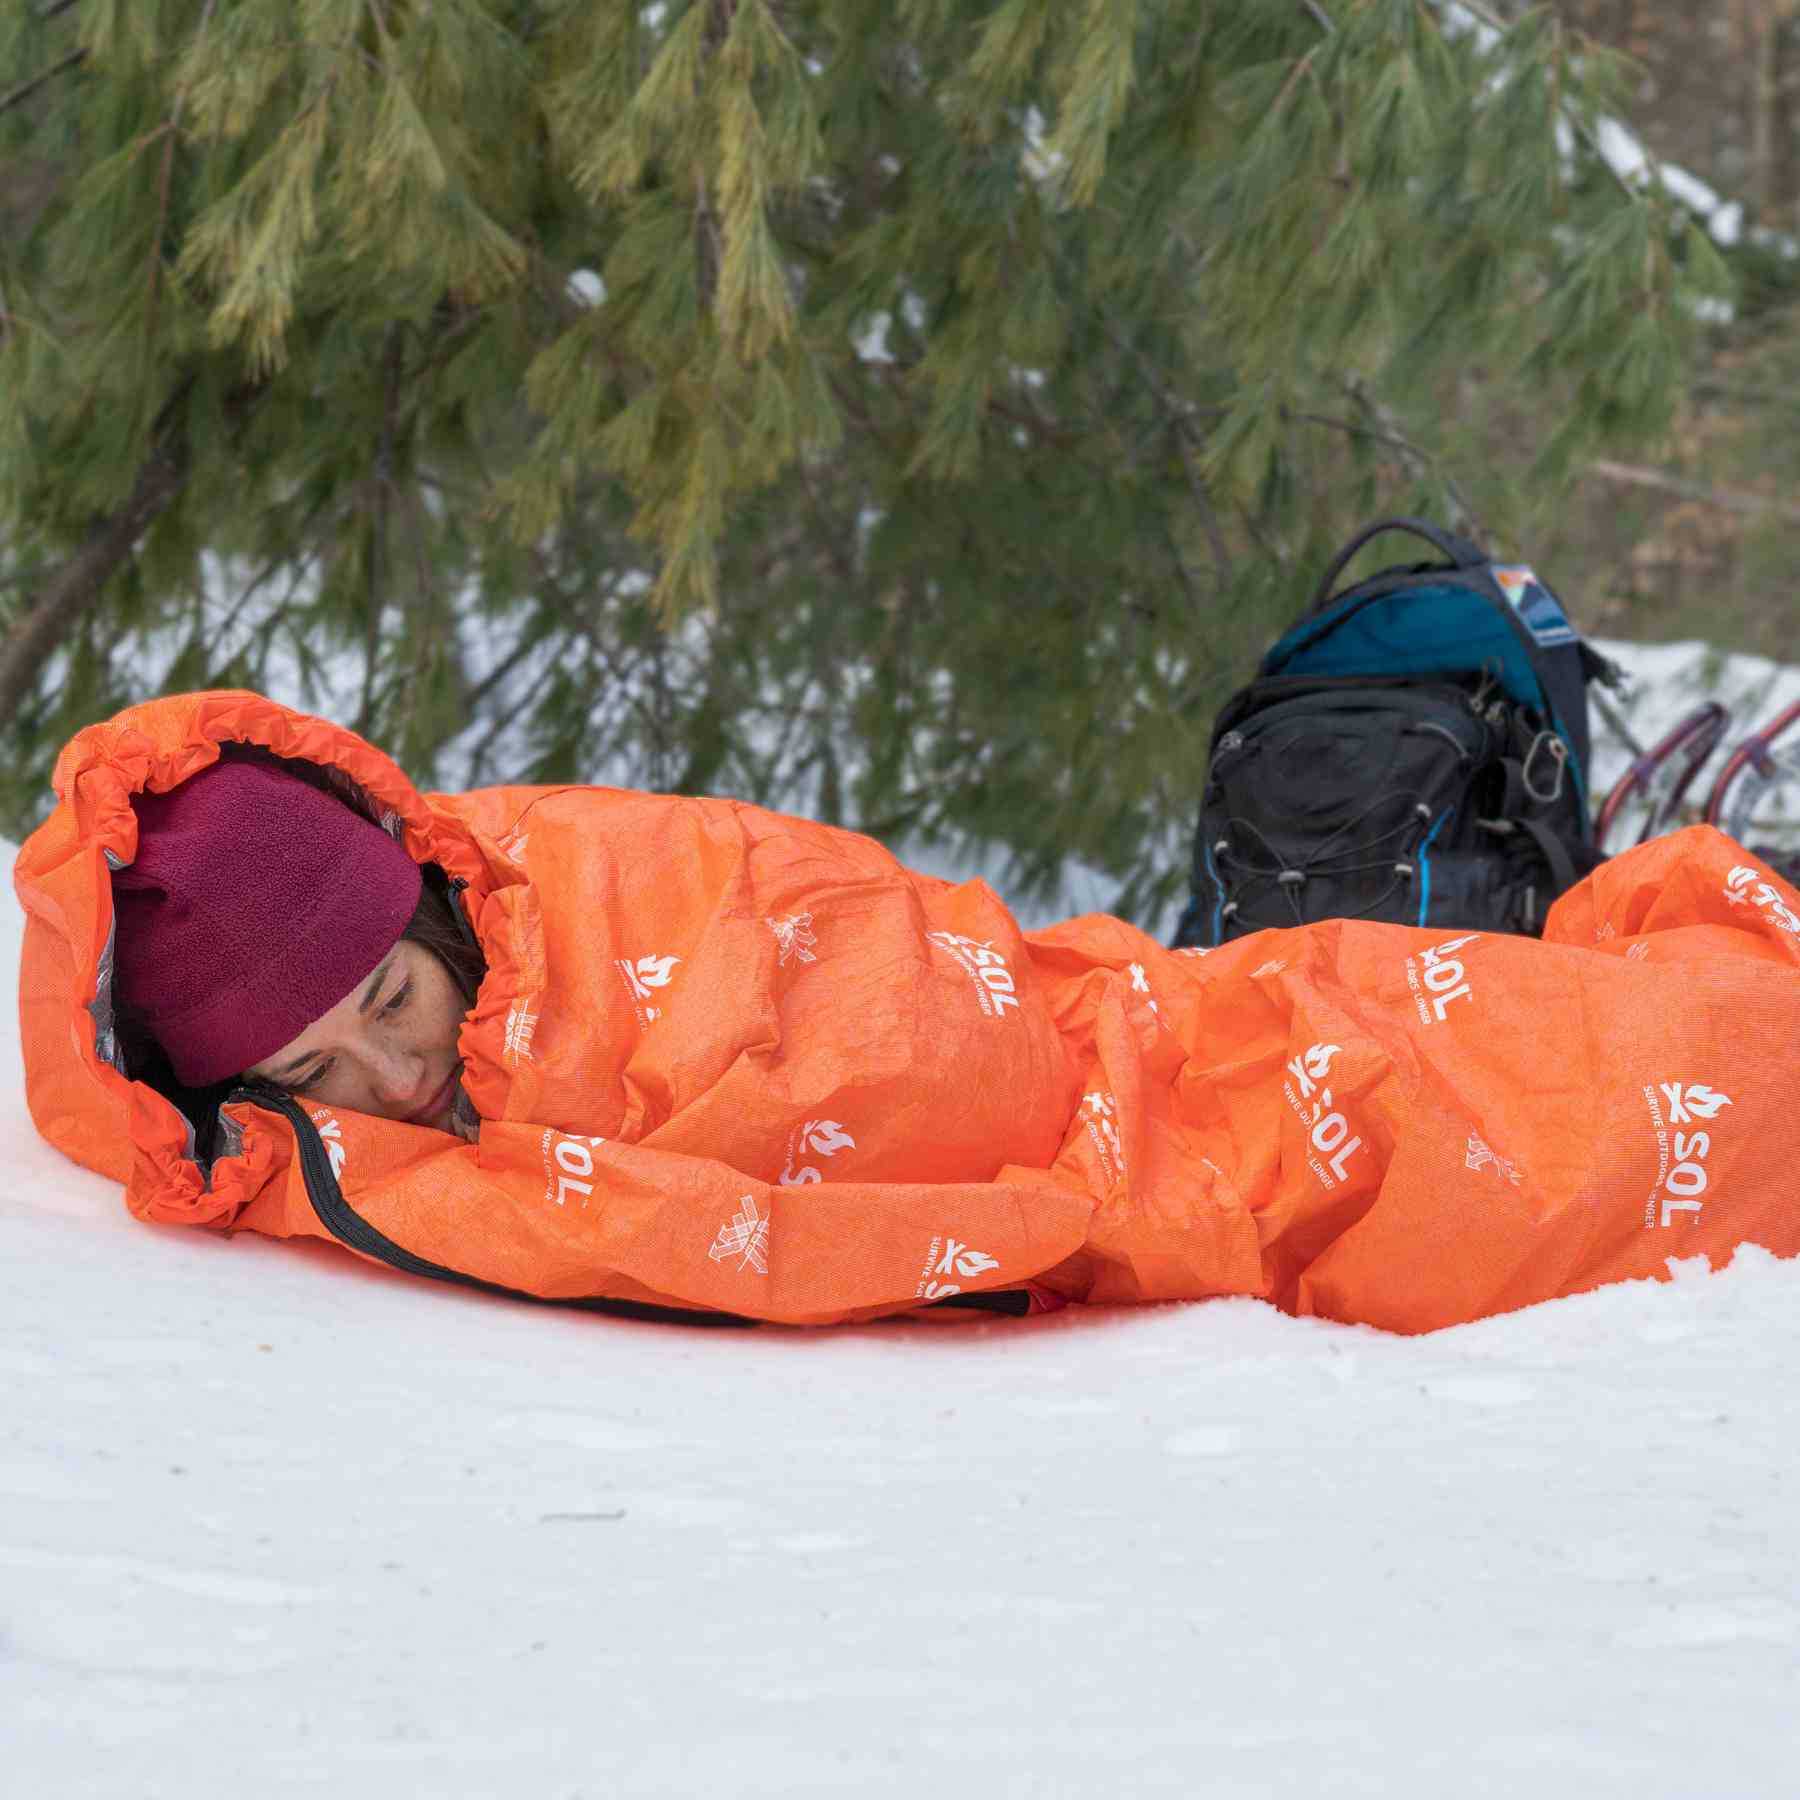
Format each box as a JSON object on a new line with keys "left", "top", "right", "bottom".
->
{"left": 245, "top": 939, "right": 468, "bottom": 1131}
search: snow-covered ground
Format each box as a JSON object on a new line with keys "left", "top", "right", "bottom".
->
{"left": 9, "top": 645, "right": 1800, "bottom": 1798}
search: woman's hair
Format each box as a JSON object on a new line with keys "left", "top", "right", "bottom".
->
{"left": 404, "top": 863, "right": 488, "bottom": 1007}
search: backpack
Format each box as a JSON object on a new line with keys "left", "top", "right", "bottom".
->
{"left": 1171, "top": 517, "right": 1617, "bottom": 949}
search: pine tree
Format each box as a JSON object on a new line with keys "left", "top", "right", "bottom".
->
{"left": 0, "top": 0, "right": 1730, "bottom": 921}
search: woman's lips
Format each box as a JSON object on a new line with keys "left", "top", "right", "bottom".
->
{"left": 406, "top": 1067, "right": 461, "bottom": 1129}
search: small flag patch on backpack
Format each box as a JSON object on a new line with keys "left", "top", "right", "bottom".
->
{"left": 1492, "top": 565, "right": 1578, "bottom": 648}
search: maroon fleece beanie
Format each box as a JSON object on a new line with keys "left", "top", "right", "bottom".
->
{"left": 111, "top": 759, "right": 423, "bottom": 1087}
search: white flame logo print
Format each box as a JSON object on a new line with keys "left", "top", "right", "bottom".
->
{"left": 801, "top": 1119, "right": 854, "bottom": 1157}
{"left": 310, "top": 1110, "right": 347, "bottom": 1179}
{"left": 1661, "top": 1081, "right": 1732, "bottom": 1123}
{"left": 617, "top": 952, "right": 683, "bottom": 1026}
{"left": 631, "top": 955, "right": 679, "bottom": 994}
{"left": 935, "top": 1240, "right": 1000, "bottom": 1279}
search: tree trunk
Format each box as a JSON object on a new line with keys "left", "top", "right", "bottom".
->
{"left": 0, "top": 406, "right": 191, "bottom": 728}
{"left": 1753, "top": 7, "right": 1778, "bottom": 216}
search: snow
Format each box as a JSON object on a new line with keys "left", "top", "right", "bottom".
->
{"left": 1441, "top": 1, "right": 1746, "bottom": 251}
{"left": 566, "top": 269, "right": 606, "bottom": 309}
{"left": 8, "top": 715, "right": 1800, "bottom": 1797}
{"left": 852, "top": 311, "right": 895, "bottom": 364}
{"left": 1592, "top": 637, "right": 1800, "bottom": 761}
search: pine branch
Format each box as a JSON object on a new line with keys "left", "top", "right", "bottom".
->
{"left": 214, "top": 544, "right": 312, "bottom": 652}
{"left": 1306, "top": 378, "right": 1478, "bottom": 534}
{"left": 1427, "top": 0, "right": 1644, "bottom": 208}
{"left": 0, "top": 46, "right": 85, "bottom": 120}
{"left": 0, "top": 382, "right": 195, "bottom": 726}
{"left": 463, "top": 627, "right": 549, "bottom": 718}
{"left": 465, "top": 654, "right": 557, "bottom": 785}
{"left": 145, "top": 0, "right": 219, "bottom": 348}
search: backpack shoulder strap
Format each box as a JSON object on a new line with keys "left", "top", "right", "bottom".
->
{"left": 1308, "top": 516, "right": 1488, "bottom": 615}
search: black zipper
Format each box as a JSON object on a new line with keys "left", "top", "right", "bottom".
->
{"left": 229, "top": 1083, "right": 754, "bottom": 1328}
{"left": 234, "top": 1085, "right": 1031, "bottom": 1324}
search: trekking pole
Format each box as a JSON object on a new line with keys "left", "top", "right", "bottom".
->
{"left": 1705, "top": 699, "right": 1800, "bottom": 849}
{"left": 1595, "top": 702, "right": 1730, "bottom": 851}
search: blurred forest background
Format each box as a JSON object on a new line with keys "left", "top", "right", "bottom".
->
{"left": 2, "top": 0, "right": 1796, "bottom": 925}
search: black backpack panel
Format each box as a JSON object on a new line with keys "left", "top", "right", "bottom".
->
{"left": 1174, "top": 518, "right": 1614, "bottom": 947}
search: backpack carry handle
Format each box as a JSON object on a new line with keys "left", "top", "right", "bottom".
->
{"left": 1307, "top": 516, "right": 1487, "bottom": 616}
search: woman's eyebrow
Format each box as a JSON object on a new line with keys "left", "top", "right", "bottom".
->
{"left": 355, "top": 952, "right": 397, "bottom": 1017}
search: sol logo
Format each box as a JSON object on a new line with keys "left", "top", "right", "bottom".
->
{"left": 616, "top": 953, "right": 681, "bottom": 1028}
{"left": 1080, "top": 1089, "right": 1126, "bottom": 1187}
{"left": 1663, "top": 1082, "right": 1732, "bottom": 1123}
{"left": 541, "top": 1130, "right": 606, "bottom": 1209}
{"left": 1724, "top": 865, "right": 1800, "bottom": 936}
{"left": 708, "top": 1194, "right": 770, "bottom": 1274}
{"left": 1127, "top": 962, "right": 1161, "bottom": 1019}
{"left": 926, "top": 931, "right": 1023, "bottom": 1018}
{"left": 914, "top": 1234, "right": 1001, "bottom": 1300}
{"left": 1465, "top": 1132, "right": 1521, "bottom": 1184}
{"left": 766, "top": 913, "right": 819, "bottom": 966}
{"left": 309, "top": 1109, "right": 347, "bottom": 1179}
{"left": 1286, "top": 1043, "right": 1339, "bottom": 1095}
{"left": 780, "top": 1118, "right": 856, "bottom": 1186}
{"left": 503, "top": 1000, "right": 538, "bottom": 1062}
{"left": 1642, "top": 1081, "right": 1734, "bottom": 1228}
{"left": 1404, "top": 934, "right": 1480, "bottom": 1025}
{"left": 1281, "top": 1042, "right": 1365, "bottom": 1189}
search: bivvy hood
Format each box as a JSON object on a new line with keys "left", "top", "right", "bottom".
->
{"left": 19, "top": 691, "right": 1800, "bottom": 1332}
{"left": 18, "top": 691, "right": 489, "bottom": 1202}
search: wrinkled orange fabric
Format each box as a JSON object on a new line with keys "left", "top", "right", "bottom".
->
{"left": 17, "top": 691, "right": 1800, "bottom": 1331}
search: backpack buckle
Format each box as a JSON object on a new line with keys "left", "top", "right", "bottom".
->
{"left": 1522, "top": 731, "right": 1567, "bottom": 805}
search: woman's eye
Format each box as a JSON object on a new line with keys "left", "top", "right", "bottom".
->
{"left": 289, "top": 1062, "right": 329, "bottom": 1095}
{"left": 383, "top": 980, "right": 412, "bottom": 1017}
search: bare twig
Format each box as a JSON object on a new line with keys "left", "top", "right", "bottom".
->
{"left": 463, "top": 627, "right": 549, "bottom": 717}
{"left": 357, "top": 326, "right": 407, "bottom": 732}
{"left": 1321, "top": 377, "right": 1478, "bottom": 534}
{"left": 0, "top": 379, "right": 197, "bottom": 723}
{"left": 1586, "top": 458, "right": 1800, "bottom": 527}
{"left": 1090, "top": 308, "right": 1234, "bottom": 590}
{"left": 0, "top": 46, "right": 85, "bottom": 119}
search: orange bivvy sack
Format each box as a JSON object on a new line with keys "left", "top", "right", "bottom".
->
{"left": 17, "top": 690, "right": 1800, "bottom": 1331}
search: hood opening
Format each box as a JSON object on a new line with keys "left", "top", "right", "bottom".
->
{"left": 105, "top": 743, "right": 421, "bottom": 1179}
{"left": 117, "top": 1009, "right": 242, "bottom": 1174}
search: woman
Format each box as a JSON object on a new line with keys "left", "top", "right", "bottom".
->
{"left": 17, "top": 688, "right": 1800, "bottom": 1331}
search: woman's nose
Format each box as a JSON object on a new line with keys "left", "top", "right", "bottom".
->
{"left": 369, "top": 1049, "right": 428, "bottom": 1108}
